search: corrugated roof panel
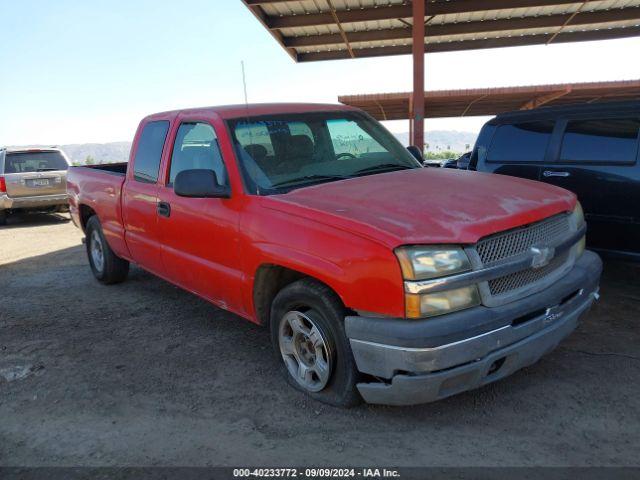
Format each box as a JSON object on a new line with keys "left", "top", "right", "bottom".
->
{"left": 243, "top": 0, "right": 640, "bottom": 61}
{"left": 422, "top": 20, "right": 640, "bottom": 45}
{"left": 338, "top": 80, "right": 640, "bottom": 119}
{"left": 261, "top": 0, "right": 406, "bottom": 16}
{"left": 276, "top": 1, "right": 640, "bottom": 40}
{"left": 293, "top": 17, "right": 640, "bottom": 54}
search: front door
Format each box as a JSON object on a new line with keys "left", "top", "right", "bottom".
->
{"left": 483, "top": 120, "right": 556, "bottom": 182}
{"left": 156, "top": 119, "right": 243, "bottom": 312}
{"left": 540, "top": 116, "right": 640, "bottom": 254}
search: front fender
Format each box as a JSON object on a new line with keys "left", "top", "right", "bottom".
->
{"left": 240, "top": 201, "right": 406, "bottom": 321}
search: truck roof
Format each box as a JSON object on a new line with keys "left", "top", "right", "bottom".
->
{"left": 143, "top": 103, "right": 361, "bottom": 122}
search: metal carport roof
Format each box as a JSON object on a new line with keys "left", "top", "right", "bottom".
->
{"left": 338, "top": 79, "right": 640, "bottom": 120}
{"left": 242, "top": 0, "right": 640, "bottom": 62}
{"left": 242, "top": 0, "right": 640, "bottom": 149}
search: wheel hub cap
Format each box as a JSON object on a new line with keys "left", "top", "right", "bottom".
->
{"left": 90, "top": 230, "right": 105, "bottom": 273}
{"left": 278, "top": 311, "right": 332, "bottom": 393}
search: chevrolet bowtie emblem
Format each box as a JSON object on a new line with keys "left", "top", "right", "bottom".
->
{"left": 530, "top": 246, "right": 555, "bottom": 269}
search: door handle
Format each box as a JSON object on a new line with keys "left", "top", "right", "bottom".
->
{"left": 543, "top": 170, "right": 570, "bottom": 178}
{"left": 157, "top": 201, "right": 171, "bottom": 218}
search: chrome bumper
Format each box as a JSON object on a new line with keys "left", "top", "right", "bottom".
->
{"left": 346, "top": 250, "right": 602, "bottom": 406}
{"left": 1, "top": 193, "right": 69, "bottom": 210}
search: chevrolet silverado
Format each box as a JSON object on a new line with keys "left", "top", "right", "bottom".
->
{"left": 67, "top": 104, "right": 602, "bottom": 406}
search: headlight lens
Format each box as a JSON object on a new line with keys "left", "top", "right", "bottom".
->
{"left": 405, "top": 286, "right": 481, "bottom": 319}
{"left": 571, "top": 201, "right": 585, "bottom": 229}
{"left": 395, "top": 246, "right": 472, "bottom": 281}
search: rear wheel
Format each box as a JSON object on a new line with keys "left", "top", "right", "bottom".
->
{"left": 85, "top": 216, "right": 129, "bottom": 284}
{"left": 0, "top": 210, "right": 6, "bottom": 226}
{"left": 270, "top": 278, "right": 361, "bottom": 407}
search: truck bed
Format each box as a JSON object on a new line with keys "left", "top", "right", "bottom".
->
{"left": 67, "top": 163, "right": 129, "bottom": 257}
{"left": 78, "top": 162, "right": 128, "bottom": 176}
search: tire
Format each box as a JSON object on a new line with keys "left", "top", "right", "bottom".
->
{"left": 270, "top": 278, "right": 361, "bottom": 407}
{"left": 85, "top": 216, "right": 129, "bottom": 284}
{"left": 0, "top": 210, "right": 6, "bottom": 226}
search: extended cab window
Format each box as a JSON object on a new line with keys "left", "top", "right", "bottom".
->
{"left": 133, "top": 121, "right": 170, "bottom": 183}
{"left": 487, "top": 121, "right": 555, "bottom": 163}
{"left": 560, "top": 118, "right": 640, "bottom": 164}
{"left": 169, "top": 122, "right": 227, "bottom": 186}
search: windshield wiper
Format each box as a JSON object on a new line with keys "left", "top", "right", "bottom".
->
{"left": 352, "top": 163, "right": 414, "bottom": 176}
{"left": 271, "top": 174, "right": 349, "bottom": 189}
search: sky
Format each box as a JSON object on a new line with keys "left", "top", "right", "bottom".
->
{"left": 1, "top": 0, "right": 640, "bottom": 146}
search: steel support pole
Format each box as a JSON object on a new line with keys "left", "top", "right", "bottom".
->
{"left": 411, "top": 0, "right": 425, "bottom": 152}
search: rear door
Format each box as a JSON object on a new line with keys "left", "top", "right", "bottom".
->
{"left": 539, "top": 116, "right": 640, "bottom": 254}
{"left": 3, "top": 150, "right": 69, "bottom": 198}
{"left": 122, "top": 119, "right": 171, "bottom": 273}
{"left": 483, "top": 120, "right": 556, "bottom": 181}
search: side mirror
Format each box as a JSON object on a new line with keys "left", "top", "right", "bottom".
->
{"left": 406, "top": 145, "right": 424, "bottom": 163}
{"left": 174, "top": 169, "right": 230, "bottom": 198}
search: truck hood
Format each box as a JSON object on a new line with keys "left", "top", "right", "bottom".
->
{"left": 265, "top": 168, "right": 576, "bottom": 247}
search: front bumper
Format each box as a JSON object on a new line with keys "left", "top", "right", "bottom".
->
{"left": 346, "top": 250, "right": 602, "bottom": 406}
{"left": 0, "top": 193, "right": 69, "bottom": 210}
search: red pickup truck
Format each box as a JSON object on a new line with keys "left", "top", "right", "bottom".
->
{"left": 67, "top": 104, "right": 602, "bottom": 406}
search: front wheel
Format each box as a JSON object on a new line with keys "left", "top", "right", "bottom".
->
{"left": 85, "top": 216, "right": 129, "bottom": 284}
{"left": 270, "top": 279, "right": 361, "bottom": 407}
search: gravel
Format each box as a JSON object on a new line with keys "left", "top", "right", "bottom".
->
{"left": 1, "top": 212, "right": 639, "bottom": 467}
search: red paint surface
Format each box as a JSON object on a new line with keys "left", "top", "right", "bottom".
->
{"left": 68, "top": 104, "right": 576, "bottom": 322}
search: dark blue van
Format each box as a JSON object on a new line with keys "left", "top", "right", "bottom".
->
{"left": 470, "top": 101, "right": 640, "bottom": 260}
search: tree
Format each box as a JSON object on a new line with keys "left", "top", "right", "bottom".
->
{"left": 85, "top": 155, "right": 95, "bottom": 165}
{"left": 424, "top": 150, "right": 461, "bottom": 160}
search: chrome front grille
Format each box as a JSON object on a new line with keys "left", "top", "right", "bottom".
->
{"left": 488, "top": 252, "right": 569, "bottom": 296}
{"left": 476, "top": 214, "right": 571, "bottom": 266}
{"left": 473, "top": 213, "right": 574, "bottom": 302}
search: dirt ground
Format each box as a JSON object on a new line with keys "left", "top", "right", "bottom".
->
{"left": 1, "top": 212, "right": 639, "bottom": 467}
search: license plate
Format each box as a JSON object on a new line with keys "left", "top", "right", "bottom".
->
{"left": 31, "top": 179, "right": 50, "bottom": 186}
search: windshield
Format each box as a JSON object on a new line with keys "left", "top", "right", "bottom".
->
{"left": 5, "top": 151, "right": 69, "bottom": 173}
{"left": 227, "top": 111, "right": 421, "bottom": 194}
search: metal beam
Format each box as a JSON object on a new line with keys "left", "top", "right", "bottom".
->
{"left": 283, "top": 7, "right": 640, "bottom": 48}
{"left": 520, "top": 88, "right": 572, "bottom": 109}
{"left": 546, "top": 0, "right": 589, "bottom": 45}
{"left": 264, "top": 0, "right": 594, "bottom": 30}
{"left": 412, "top": 0, "right": 425, "bottom": 152}
{"left": 241, "top": 1, "right": 297, "bottom": 61}
{"left": 326, "top": 0, "right": 354, "bottom": 58}
{"left": 297, "top": 25, "right": 640, "bottom": 62}
{"left": 461, "top": 94, "right": 489, "bottom": 117}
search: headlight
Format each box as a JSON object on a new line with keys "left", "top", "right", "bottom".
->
{"left": 405, "top": 285, "right": 481, "bottom": 319}
{"left": 571, "top": 202, "right": 586, "bottom": 258}
{"left": 395, "top": 246, "right": 472, "bottom": 281}
{"left": 571, "top": 201, "right": 585, "bottom": 229}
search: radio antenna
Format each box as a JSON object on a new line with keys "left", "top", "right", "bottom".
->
{"left": 241, "top": 61, "right": 249, "bottom": 106}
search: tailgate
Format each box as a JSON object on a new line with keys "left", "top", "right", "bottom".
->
{"left": 3, "top": 151, "right": 69, "bottom": 198}
{"left": 4, "top": 171, "right": 67, "bottom": 198}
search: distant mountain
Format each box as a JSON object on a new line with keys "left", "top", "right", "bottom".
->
{"left": 393, "top": 130, "right": 478, "bottom": 152}
{"left": 61, "top": 142, "right": 132, "bottom": 164}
